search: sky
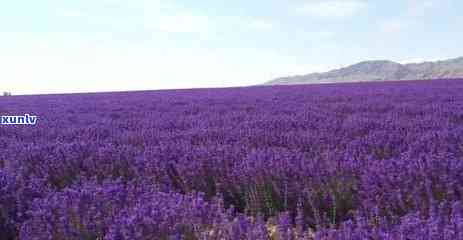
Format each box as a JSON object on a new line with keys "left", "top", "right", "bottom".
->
{"left": 1, "top": 0, "right": 462, "bottom": 95}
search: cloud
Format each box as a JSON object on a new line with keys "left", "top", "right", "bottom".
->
{"left": 0, "top": 39, "right": 314, "bottom": 95}
{"left": 398, "top": 57, "right": 442, "bottom": 64}
{"left": 55, "top": 2, "right": 274, "bottom": 35}
{"left": 296, "top": 0, "right": 367, "bottom": 18}
{"left": 58, "top": 10, "right": 83, "bottom": 17}
{"left": 156, "top": 14, "right": 275, "bottom": 35}
{"left": 406, "top": 0, "right": 437, "bottom": 17}
{"left": 157, "top": 13, "right": 210, "bottom": 33}
{"left": 246, "top": 20, "right": 272, "bottom": 30}
{"left": 378, "top": 0, "right": 438, "bottom": 34}
{"left": 379, "top": 19, "right": 410, "bottom": 33}
{"left": 398, "top": 58, "right": 427, "bottom": 64}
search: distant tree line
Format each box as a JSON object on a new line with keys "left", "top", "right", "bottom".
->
{"left": 2, "top": 91, "right": 12, "bottom": 96}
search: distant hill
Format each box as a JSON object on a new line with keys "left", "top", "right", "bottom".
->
{"left": 265, "top": 57, "right": 463, "bottom": 85}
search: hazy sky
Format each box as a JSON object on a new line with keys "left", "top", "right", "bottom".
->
{"left": 1, "top": 0, "right": 462, "bottom": 95}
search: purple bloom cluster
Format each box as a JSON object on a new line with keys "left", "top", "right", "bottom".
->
{"left": 1, "top": 79, "right": 463, "bottom": 239}
{"left": 316, "top": 201, "right": 463, "bottom": 239}
{"left": 19, "top": 180, "right": 224, "bottom": 240}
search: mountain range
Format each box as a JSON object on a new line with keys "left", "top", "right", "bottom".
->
{"left": 265, "top": 57, "right": 463, "bottom": 85}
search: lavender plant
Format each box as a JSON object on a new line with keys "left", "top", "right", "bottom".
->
{"left": 0, "top": 79, "right": 463, "bottom": 239}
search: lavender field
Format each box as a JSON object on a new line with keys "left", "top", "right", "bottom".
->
{"left": 2, "top": 79, "right": 463, "bottom": 239}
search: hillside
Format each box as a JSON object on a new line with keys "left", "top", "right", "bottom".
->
{"left": 266, "top": 57, "right": 463, "bottom": 85}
